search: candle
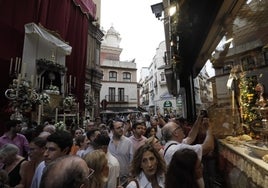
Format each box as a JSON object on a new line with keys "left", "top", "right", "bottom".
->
{"left": 9, "top": 58, "right": 13, "bottom": 75}
{"left": 15, "top": 57, "right": 18, "bottom": 72}
{"left": 35, "top": 76, "right": 38, "bottom": 88}
{"left": 77, "top": 102, "right": 79, "bottom": 125}
{"left": 232, "top": 90, "right": 235, "bottom": 116}
{"left": 30, "top": 75, "right": 34, "bottom": 88}
{"left": 41, "top": 77, "right": 44, "bottom": 90}
{"left": 21, "top": 62, "right": 26, "bottom": 78}
{"left": 232, "top": 90, "right": 235, "bottom": 109}
{"left": 74, "top": 76, "right": 76, "bottom": 89}
{"left": 18, "top": 58, "right": 21, "bottom": 73}
{"left": 41, "top": 102, "right": 44, "bottom": 115}
{"left": 63, "top": 113, "right": 66, "bottom": 125}
{"left": 66, "top": 84, "right": 68, "bottom": 96}
{"left": 55, "top": 108, "right": 58, "bottom": 123}
{"left": 16, "top": 74, "right": 21, "bottom": 98}
{"left": 37, "top": 104, "right": 42, "bottom": 125}
{"left": 64, "top": 75, "right": 67, "bottom": 96}
{"left": 17, "top": 74, "right": 21, "bottom": 85}
{"left": 69, "top": 75, "right": 72, "bottom": 89}
{"left": 38, "top": 77, "right": 41, "bottom": 90}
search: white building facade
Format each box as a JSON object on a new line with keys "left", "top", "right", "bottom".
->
{"left": 100, "top": 26, "right": 139, "bottom": 113}
{"left": 139, "top": 41, "right": 213, "bottom": 117}
{"left": 140, "top": 41, "right": 178, "bottom": 116}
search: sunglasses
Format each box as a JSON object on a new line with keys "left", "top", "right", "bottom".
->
{"left": 87, "top": 168, "right": 95, "bottom": 179}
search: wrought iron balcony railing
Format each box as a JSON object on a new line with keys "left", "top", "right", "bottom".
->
{"left": 105, "top": 95, "right": 129, "bottom": 103}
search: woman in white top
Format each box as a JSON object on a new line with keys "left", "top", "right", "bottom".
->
{"left": 126, "top": 144, "right": 166, "bottom": 188}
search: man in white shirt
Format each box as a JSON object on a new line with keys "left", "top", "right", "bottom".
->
{"left": 162, "top": 115, "right": 214, "bottom": 188}
{"left": 108, "top": 119, "right": 133, "bottom": 185}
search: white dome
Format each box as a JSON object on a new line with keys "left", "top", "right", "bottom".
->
{"left": 104, "top": 26, "right": 121, "bottom": 47}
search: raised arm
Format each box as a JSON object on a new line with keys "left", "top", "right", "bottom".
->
{"left": 183, "top": 115, "right": 203, "bottom": 144}
{"left": 201, "top": 123, "right": 214, "bottom": 155}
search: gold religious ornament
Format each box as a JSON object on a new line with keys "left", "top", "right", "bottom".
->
{"left": 255, "top": 83, "right": 267, "bottom": 108}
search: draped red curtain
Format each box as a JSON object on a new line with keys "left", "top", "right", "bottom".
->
{"left": 0, "top": 0, "right": 91, "bottom": 125}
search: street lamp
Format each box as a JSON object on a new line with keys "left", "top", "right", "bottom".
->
{"left": 151, "top": 2, "right": 164, "bottom": 20}
{"left": 151, "top": 2, "right": 177, "bottom": 20}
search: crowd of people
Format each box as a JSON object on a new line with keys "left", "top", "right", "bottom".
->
{"left": 0, "top": 112, "right": 224, "bottom": 188}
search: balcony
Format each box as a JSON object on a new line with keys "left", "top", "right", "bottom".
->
{"left": 105, "top": 95, "right": 129, "bottom": 104}
{"left": 142, "top": 100, "right": 149, "bottom": 105}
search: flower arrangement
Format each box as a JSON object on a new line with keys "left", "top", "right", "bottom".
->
{"left": 39, "top": 93, "right": 50, "bottom": 104}
{"left": 48, "top": 85, "right": 59, "bottom": 91}
{"left": 5, "top": 77, "right": 35, "bottom": 112}
{"left": 45, "top": 85, "right": 60, "bottom": 95}
{"left": 84, "top": 93, "right": 95, "bottom": 110}
{"left": 30, "top": 90, "right": 40, "bottom": 104}
{"left": 54, "top": 121, "right": 66, "bottom": 131}
{"left": 63, "top": 96, "right": 76, "bottom": 108}
{"left": 239, "top": 73, "right": 260, "bottom": 124}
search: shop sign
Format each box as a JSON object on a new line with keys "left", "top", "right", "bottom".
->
{"left": 163, "top": 100, "right": 172, "bottom": 107}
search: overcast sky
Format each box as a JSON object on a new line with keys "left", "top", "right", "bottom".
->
{"left": 100, "top": 0, "right": 215, "bottom": 78}
{"left": 100, "top": 0, "right": 165, "bottom": 71}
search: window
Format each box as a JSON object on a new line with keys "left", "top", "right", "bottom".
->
{"left": 118, "top": 88, "right": 125, "bottom": 101}
{"left": 109, "top": 71, "right": 117, "bottom": 81}
{"left": 123, "top": 72, "right": 131, "bottom": 82}
{"left": 109, "top": 87, "right": 115, "bottom": 101}
{"left": 160, "top": 72, "right": 165, "bottom": 81}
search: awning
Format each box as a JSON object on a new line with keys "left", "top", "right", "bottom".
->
{"left": 100, "top": 110, "right": 115, "bottom": 114}
{"left": 138, "top": 106, "right": 147, "bottom": 112}
{"left": 24, "top": 23, "right": 72, "bottom": 55}
{"left": 160, "top": 92, "right": 174, "bottom": 100}
{"left": 106, "top": 107, "right": 141, "bottom": 114}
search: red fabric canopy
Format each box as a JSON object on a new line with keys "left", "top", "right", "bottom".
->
{"left": 0, "top": 0, "right": 90, "bottom": 123}
{"left": 73, "top": 0, "right": 96, "bottom": 20}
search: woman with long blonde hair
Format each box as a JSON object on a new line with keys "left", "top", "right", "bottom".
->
{"left": 83, "top": 150, "right": 109, "bottom": 188}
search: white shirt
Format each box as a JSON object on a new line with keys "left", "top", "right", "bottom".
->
{"left": 126, "top": 171, "right": 165, "bottom": 188}
{"left": 108, "top": 135, "right": 133, "bottom": 178}
{"left": 30, "top": 161, "right": 46, "bottom": 188}
{"left": 163, "top": 140, "right": 202, "bottom": 165}
{"left": 106, "top": 152, "right": 120, "bottom": 188}
{"left": 82, "top": 144, "right": 94, "bottom": 157}
{"left": 76, "top": 149, "right": 86, "bottom": 157}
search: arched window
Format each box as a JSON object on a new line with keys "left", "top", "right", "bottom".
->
{"left": 123, "top": 72, "right": 131, "bottom": 82}
{"left": 109, "top": 71, "right": 117, "bottom": 81}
